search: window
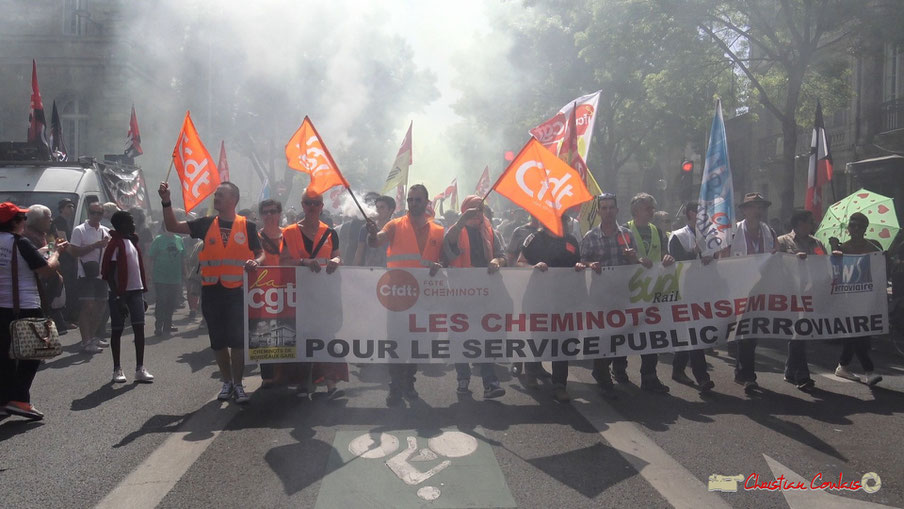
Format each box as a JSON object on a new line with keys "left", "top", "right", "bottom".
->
{"left": 61, "top": 99, "right": 89, "bottom": 158}
{"left": 63, "top": 0, "right": 85, "bottom": 36}
{"left": 883, "top": 42, "right": 904, "bottom": 103}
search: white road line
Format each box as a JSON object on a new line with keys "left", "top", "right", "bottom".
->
{"left": 819, "top": 373, "right": 856, "bottom": 383}
{"left": 94, "top": 378, "right": 261, "bottom": 509}
{"left": 567, "top": 368, "right": 731, "bottom": 509}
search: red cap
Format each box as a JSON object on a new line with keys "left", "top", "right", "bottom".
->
{"left": 0, "top": 202, "right": 28, "bottom": 223}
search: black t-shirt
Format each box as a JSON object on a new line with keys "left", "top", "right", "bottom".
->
{"left": 187, "top": 216, "right": 262, "bottom": 253}
{"left": 298, "top": 226, "right": 339, "bottom": 257}
{"left": 466, "top": 226, "right": 489, "bottom": 268}
{"left": 15, "top": 236, "right": 49, "bottom": 270}
{"left": 521, "top": 231, "right": 581, "bottom": 268}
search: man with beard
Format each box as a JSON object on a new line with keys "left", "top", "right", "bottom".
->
{"left": 367, "top": 184, "right": 443, "bottom": 407}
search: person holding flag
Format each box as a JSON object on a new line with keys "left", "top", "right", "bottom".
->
{"left": 159, "top": 181, "right": 264, "bottom": 404}
{"left": 366, "top": 184, "right": 443, "bottom": 406}
{"left": 442, "top": 195, "right": 507, "bottom": 400}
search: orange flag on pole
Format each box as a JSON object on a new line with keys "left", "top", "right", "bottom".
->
{"left": 171, "top": 111, "right": 220, "bottom": 212}
{"left": 285, "top": 116, "right": 349, "bottom": 195}
{"left": 490, "top": 138, "right": 593, "bottom": 236}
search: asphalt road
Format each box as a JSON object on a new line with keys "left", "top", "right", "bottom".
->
{"left": 2, "top": 306, "right": 902, "bottom": 509}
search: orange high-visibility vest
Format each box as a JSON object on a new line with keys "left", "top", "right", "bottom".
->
{"left": 199, "top": 215, "right": 253, "bottom": 288}
{"left": 282, "top": 221, "right": 334, "bottom": 265}
{"left": 259, "top": 231, "right": 282, "bottom": 266}
{"left": 449, "top": 226, "right": 494, "bottom": 268}
{"left": 386, "top": 215, "right": 443, "bottom": 268}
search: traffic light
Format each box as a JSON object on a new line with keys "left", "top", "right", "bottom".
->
{"left": 679, "top": 160, "right": 694, "bottom": 201}
{"left": 681, "top": 160, "right": 694, "bottom": 173}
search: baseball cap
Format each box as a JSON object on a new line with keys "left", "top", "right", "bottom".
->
{"left": 0, "top": 202, "right": 28, "bottom": 223}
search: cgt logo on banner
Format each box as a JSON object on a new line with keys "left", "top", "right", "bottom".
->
{"left": 377, "top": 270, "right": 420, "bottom": 312}
{"left": 831, "top": 255, "right": 873, "bottom": 294}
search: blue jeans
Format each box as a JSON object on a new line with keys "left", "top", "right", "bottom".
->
{"left": 455, "top": 363, "right": 499, "bottom": 388}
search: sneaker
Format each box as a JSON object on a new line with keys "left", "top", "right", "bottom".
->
{"left": 671, "top": 372, "right": 695, "bottom": 385}
{"left": 112, "top": 368, "right": 127, "bottom": 383}
{"left": 135, "top": 366, "right": 155, "bottom": 383}
{"left": 863, "top": 372, "right": 883, "bottom": 386}
{"left": 95, "top": 338, "right": 110, "bottom": 348}
{"left": 522, "top": 374, "right": 539, "bottom": 389}
{"left": 641, "top": 377, "right": 670, "bottom": 394}
{"left": 510, "top": 363, "right": 522, "bottom": 376}
{"left": 796, "top": 378, "right": 815, "bottom": 391}
{"left": 217, "top": 381, "right": 234, "bottom": 401}
{"left": 386, "top": 391, "right": 403, "bottom": 407}
{"left": 82, "top": 342, "right": 102, "bottom": 354}
{"left": 743, "top": 381, "right": 759, "bottom": 394}
{"left": 233, "top": 384, "right": 250, "bottom": 404}
{"left": 612, "top": 369, "right": 629, "bottom": 384}
{"left": 834, "top": 364, "right": 859, "bottom": 381}
{"left": 5, "top": 401, "right": 44, "bottom": 420}
{"left": 456, "top": 379, "right": 471, "bottom": 394}
{"left": 552, "top": 385, "right": 571, "bottom": 403}
{"left": 698, "top": 380, "right": 716, "bottom": 392}
{"left": 168, "top": 325, "right": 178, "bottom": 333}
{"left": 483, "top": 383, "right": 506, "bottom": 399}
{"left": 326, "top": 387, "right": 345, "bottom": 400}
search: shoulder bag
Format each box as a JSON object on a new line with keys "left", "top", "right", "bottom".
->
{"left": 8, "top": 237, "right": 62, "bottom": 360}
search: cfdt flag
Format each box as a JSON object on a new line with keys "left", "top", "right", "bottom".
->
{"left": 492, "top": 138, "right": 593, "bottom": 237}
{"left": 125, "top": 105, "right": 143, "bottom": 158}
{"left": 172, "top": 111, "right": 220, "bottom": 212}
{"left": 383, "top": 121, "right": 412, "bottom": 194}
{"left": 217, "top": 141, "right": 230, "bottom": 182}
{"left": 695, "top": 99, "right": 734, "bottom": 256}
{"left": 27, "top": 60, "right": 49, "bottom": 150}
{"left": 806, "top": 101, "right": 834, "bottom": 221}
{"left": 475, "top": 166, "right": 491, "bottom": 197}
{"left": 529, "top": 90, "right": 601, "bottom": 160}
{"left": 49, "top": 101, "right": 67, "bottom": 161}
{"left": 285, "top": 116, "right": 349, "bottom": 195}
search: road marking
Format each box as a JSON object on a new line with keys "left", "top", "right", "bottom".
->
{"left": 819, "top": 374, "right": 856, "bottom": 383}
{"left": 764, "top": 454, "right": 895, "bottom": 508}
{"left": 94, "top": 378, "right": 261, "bottom": 509}
{"left": 568, "top": 368, "right": 731, "bottom": 509}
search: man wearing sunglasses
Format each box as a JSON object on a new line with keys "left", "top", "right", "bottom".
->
{"left": 366, "top": 184, "right": 443, "bottom": 406}
{"left": 69, "top": 201, "right": 111, "bottom": 353}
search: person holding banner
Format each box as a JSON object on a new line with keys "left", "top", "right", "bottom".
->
{"left": 832, "top": 212, "right": 883, "bottom": 386}
{"left": 777, "top": 209, "right": 826, "bottom": 391}
{"left": 576, "top": 193, "right": 638, "bottom": 398}
{"left": 517, "top": 216, "right": 582, "bottom": 402}
{"left": 731, "top": 192, "right": 778, "bottom": 394}
{"left": 443, "top": 195, "right": 507, "bottom": 400}
{"left": 280, "top": 189, "right": 347, "bottom": 398}
{"left": 159, "top": 181, "right": 263, "bottom": 404}
{"left": 667, "top": 202, "right": 716, "bottom": 392}
{"left": 257, "top": 198, "right": 283, "bottom": 388}
{"left": 366, "top": 183, "right": 443, "bottom": 406}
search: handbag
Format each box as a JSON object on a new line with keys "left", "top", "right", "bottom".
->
{"left": 8, "top": 237, "right": 62, "bottom": 360}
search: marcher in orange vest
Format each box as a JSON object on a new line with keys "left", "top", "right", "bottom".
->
{"left": 280, "top": 189, "right": 347, "bottom": 398}
{"left": 442, "top": 194, "right": 507, "bottom": 399}
{"left": 159, "top": 181, "right": 263, "bottom": 404}
{"left": 257, "top": 198, "right": 284, "bottom": 388}
{"left": 366, "top": 183, "right": 443, "bottom": 406}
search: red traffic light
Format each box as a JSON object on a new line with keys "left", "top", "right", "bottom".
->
{"left": 681, "top": 160, "right": 694, "bottom": 173}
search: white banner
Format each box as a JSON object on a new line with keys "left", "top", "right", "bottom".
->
{"left": 244, "top": 253, "right": 887, "bottom": 363}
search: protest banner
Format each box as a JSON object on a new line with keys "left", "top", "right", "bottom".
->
{"left": 245, "top": 253, "right": 887, "bottom": 363}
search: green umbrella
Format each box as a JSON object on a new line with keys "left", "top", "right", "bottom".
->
{"left": 814, "top": 188, "right": 899, "bottom": 251}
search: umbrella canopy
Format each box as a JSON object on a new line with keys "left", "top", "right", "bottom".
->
{"left": 814, "top": 188, "right": 899, "bottom": 250}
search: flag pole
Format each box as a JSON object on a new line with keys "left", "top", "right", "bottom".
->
{"left": 303, "top": 116, "right": 368, "bottom": 219}
{"left": 344, "top": 186, "right": 368, "bottom": 218}
{"left": 164, "top": 157, "right": 175, "bottom": 182}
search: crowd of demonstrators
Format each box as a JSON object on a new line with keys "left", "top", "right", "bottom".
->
{"left": 159, "top": 181, "right": 263, "bottom": 404}
{"left": 443, "top": 195, "right": 507, "bottom": 399}
{"left": 0, "top": 202, "right": 67, "bottom": 420}
{"left": 667, "top": 202, "right": 716, "bottom": 392}
{"left": 366, "top": 184, "right": 444, "bottom": 407}
{"left": 281, "top": 189, "right": 347, "bottom": 399}
{"left": 102, "top": 210, "right": 154, "bottom": 384}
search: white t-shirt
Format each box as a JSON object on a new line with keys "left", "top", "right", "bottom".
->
{"left": 71, "top": 221, "right": 110, "bottom": 279}
{"left": 111, "top": 240, "right": 144, "bottom": 291}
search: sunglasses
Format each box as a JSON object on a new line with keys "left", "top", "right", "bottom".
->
{"left": 302, "top": 200, "right": 323, "bottom": 207}
{"left": 261, "top": 209, "right": 281, "bottom": 215}
{"left": 89, "top": 210, "right": 104, "bottom": 216}
{"left": 407, "top": 197, "right": 425, "bottom": 203}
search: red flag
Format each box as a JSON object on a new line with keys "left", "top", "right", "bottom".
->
{"left": 27, "top": 60, "right": 48, "bottom": 150}
{"left": 125, "top": 105, "right": 143, "bottom": 158}
{"left": 806, "top": 101, "right": 834, "bottom": 220}
{"left": 217, "top": 141, "right": 230, "bottom": 182}
{"left": 491, "top": 138, "right": 593, "bottom": 236}
{"left": 285, "top": 116, "right": 349, "bottom": 195}
{"left": 475, "top": 166, "right": 491, "bottom": 197}
{"left": 172, "top": 111, "right": 220, "bottom": 212}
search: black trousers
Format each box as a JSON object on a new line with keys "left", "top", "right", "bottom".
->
{"left": 734, "top": 338, "right": 758, "bottom": 382}
{"left": 839, "top": 337, "right": 874, "bottom": 372}
{"left": 0, "top": 307, "right": 44, "bottom": 405}
{"left": 672, "top": 349, "right": 711, "bottom": 384}
{"left": 388, "top": 363, "right": 417, "bottom": 392}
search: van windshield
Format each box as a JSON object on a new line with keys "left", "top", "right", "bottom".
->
{"left": 0, "top": 192, "right": 79, "bottom": 215}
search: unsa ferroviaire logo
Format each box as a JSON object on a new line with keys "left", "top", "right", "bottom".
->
{"left": 628, "top": 263, "right": 686, "bottom": 304}
{"left": 830, "top": 255, "right": 873, "bottom": 294}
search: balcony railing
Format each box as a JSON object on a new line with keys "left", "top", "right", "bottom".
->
{"left": 881, "top": 99, "right": 904, "bottom": 132}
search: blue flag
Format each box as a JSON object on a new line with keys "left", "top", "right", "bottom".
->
{"left": 695, "top": 100, "right": 734, "bottom": 256}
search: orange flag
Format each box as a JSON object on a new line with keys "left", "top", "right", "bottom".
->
{"left": 285, "top": 116, "right": 349, "bottom": 195}
{"left": 171, "top": 111, "right": 220, "bottom": 212}
{"left": 491, "top": 138, "right": 593, "bottom": 236}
